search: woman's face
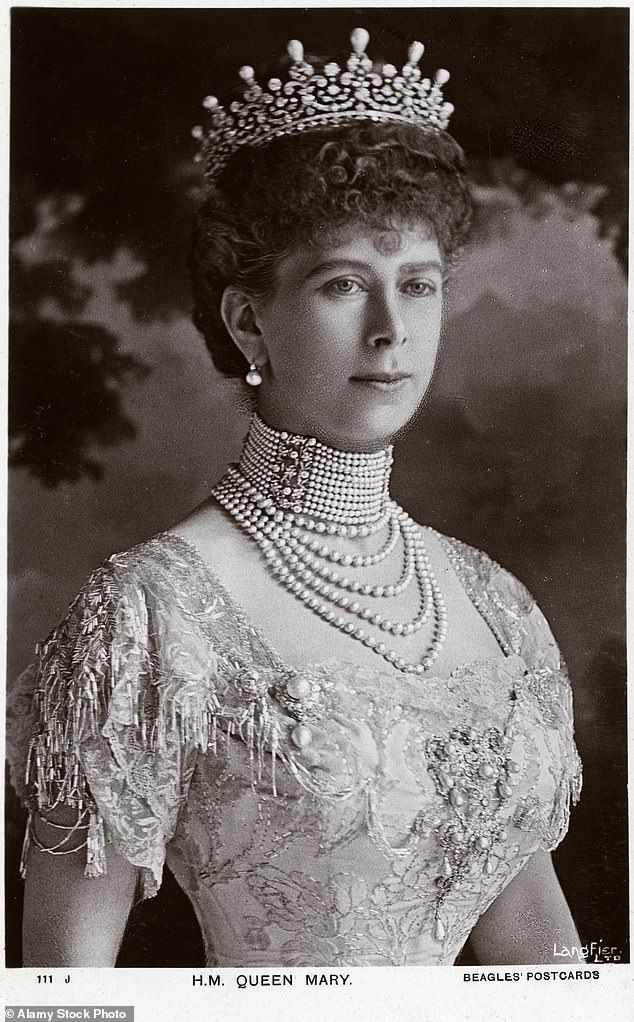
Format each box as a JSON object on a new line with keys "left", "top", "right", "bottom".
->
{"left": 246, "top": 223, "right": 444, "bottom": 451}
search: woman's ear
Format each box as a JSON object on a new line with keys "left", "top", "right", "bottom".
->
{"left": 220, "top": 288, "right": 268, "bottom": 367}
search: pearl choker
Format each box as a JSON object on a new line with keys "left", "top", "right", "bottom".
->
{"left": 240, "top": 414, "right": 393, "bottom": 530}
{"left": 213, "top": 415, "right": 447, "bottom": 675}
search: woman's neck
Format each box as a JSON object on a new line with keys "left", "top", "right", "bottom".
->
{"left": 237, "top": 412, "right": 394, "bottom": 529}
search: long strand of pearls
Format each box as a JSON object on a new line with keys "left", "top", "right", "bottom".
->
{"left": 212, "top": 415, "right": 448, "bottom": 675}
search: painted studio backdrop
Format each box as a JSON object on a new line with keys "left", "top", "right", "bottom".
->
{"left": 7, "top": 8, "right": 628, "bottom": 965}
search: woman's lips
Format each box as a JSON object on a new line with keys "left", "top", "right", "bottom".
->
{"left": 351, "top": 373, "right": 412, "bottom": 391}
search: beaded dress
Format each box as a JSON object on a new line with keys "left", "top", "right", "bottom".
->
{"left": 7, "top": 521, "right": 581, "bottom": 967}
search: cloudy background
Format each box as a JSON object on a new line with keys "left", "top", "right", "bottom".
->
{"left": 7, "top": 8, "right": 628, "bottom": 965}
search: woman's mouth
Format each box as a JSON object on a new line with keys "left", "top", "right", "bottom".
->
{"left": 351, "top": 372, "right": 412, "bottom": 392}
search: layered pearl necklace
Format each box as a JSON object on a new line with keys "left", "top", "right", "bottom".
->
{"left": 212, "top": 414, "right": 447, "bottom": 676}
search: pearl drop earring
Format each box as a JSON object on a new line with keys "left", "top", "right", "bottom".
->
{"left": 246, "top": 363, "right": 263, "bottom": 387}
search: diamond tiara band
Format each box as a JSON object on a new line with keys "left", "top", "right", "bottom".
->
{"left": 193, "top": 27, "right": 454, "bottom": 184}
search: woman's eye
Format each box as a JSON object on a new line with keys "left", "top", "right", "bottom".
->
{"left": 325, "top": 278, "right": 365, "bottom": 296}
{"left": 403, "top": 280, "right": 437, "bottom": 297}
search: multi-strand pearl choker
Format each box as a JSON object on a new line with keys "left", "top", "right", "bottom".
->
{"left": 213, "top": 414, "right": 447, "bottom": 675}
{"left": 239, "top": 413, "right": 394, "bottom": 530}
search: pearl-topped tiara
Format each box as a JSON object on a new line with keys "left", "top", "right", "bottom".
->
{"left": 193, "top": 27, "right": 454, "bottom": 184}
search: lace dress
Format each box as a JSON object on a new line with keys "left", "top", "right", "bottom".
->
{"left": 6, "top": 531, "right": 582, "bottom": 967}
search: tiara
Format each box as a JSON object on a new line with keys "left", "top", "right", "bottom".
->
{"left": 193, "top": 27, "right": 454, "bottom": 184}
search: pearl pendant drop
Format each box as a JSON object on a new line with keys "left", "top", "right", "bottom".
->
{"left": 245, "top": 364, "right": 263, "bottom": 386}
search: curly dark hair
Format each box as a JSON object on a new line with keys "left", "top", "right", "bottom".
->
{"left": 189, "top": 121, "right": 472, "bottom": 378}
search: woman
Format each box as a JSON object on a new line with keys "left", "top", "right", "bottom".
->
{"left": 7, "top": 28, "right": 582, "bottom": 967}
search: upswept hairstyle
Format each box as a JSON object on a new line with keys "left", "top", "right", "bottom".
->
{"left": 189, "top": 121, "right": 472, "bottom": 378}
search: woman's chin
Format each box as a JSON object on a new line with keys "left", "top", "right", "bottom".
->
{"left": 308, "top": 407, "right": 417, "bottom": 452}
{"left": 257, "top": 392, "right": 420, "bottom": 451}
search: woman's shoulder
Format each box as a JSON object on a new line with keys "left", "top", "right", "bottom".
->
{"left": 62, "top": 524, "right": 221, "bottom": 627}
{"left": 101, "top": 528, "right": 209, "bottom": 591}
{"left": 424, "top": 526, "right": 562, "bottom": 671}
{"left": 32, "top": 531, "right": 213, "bottom": 676}
{"left": 17, "top": 524, "right": 236, "bottom": 736}
{"left": 99, "top": 497, "right": 245, "bottom": 594}
{"left": 430, "top": 529, "right": 534, "bottom": 610}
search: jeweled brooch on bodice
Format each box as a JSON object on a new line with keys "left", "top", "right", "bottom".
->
{"left": 424, "top": 725, "right": 520, "bottom": 941}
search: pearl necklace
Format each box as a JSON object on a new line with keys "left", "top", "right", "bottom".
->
{"left": 240, "top": 413, "right": 393, "bottom": 533}
{"left": 213, "top": 416, "right": 448, "bottom": 676}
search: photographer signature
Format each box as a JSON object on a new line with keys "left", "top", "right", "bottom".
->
{"left": 553, "top": 941, "right": 621, "bottom": 963}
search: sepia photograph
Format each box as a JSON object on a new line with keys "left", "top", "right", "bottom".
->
{"left": 4, "top": 1, "right": 628, "bottom": 999}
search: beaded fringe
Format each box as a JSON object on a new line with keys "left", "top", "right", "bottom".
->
{"left": 20, "top": 562, "right": 285, "bottom": 882}
{"left": 19, "top": 815, "right": 32, "bottom": 879}
{"left": 23, "top": 673, "right": 284, "bottom": 879}
{"left": 550, "top": 767, "right": 583, "bottom": 848}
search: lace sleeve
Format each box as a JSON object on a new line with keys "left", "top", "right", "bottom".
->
{"left": 11, "top": 557, "right": 209, "bottom": 899}
{"left": 441, "top": 535, "right": 583, "bottom": 850}
{"left": 511, "top": 595, "right": 583, "bottom": 851}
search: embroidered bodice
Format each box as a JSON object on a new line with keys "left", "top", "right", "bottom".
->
{"left": 6, "top": 531, "right": 582, "bottom": 967}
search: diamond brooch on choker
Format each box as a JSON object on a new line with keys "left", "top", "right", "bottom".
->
{"left": 212, "top": 415, "right": 448, "bottom": 675}
{"left": 193, "top": 27, "right": 454, "bottom": 184}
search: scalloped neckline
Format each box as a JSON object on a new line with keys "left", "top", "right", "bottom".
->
{"left": 157, "top": 530, "right": 518, "bottom": 685}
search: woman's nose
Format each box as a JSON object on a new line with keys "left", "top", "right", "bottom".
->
{"left": 364, "top": 289, "right": 407, "bottom": 348}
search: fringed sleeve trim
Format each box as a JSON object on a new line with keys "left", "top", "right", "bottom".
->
{"left": 17, "top": 560, "right": 124, "bottom": 881}
{"left": 16, "top": 555, "right": 286, "bottom": 897}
